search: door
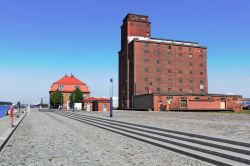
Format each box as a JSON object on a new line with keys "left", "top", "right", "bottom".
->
{"left": 87, "top": 104, "right": 91, "bottom": 111}
{"left": 181, "top": 100, "right": 187, "bottom": 109}
{"left": 220, "top": 101, "right": 226, "bottom": 109}
{"left": 103, "top": 104, "right": 107, "bottom": 112}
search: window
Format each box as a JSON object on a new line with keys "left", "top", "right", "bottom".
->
{"left": 145, "top": 87, "right": 148, "bottom": 91}
{"left": 189, "top": 89, "right": 194, "bottom": 93}
{"left": 179, "top": 53, "right": 183, "bottom": 58}
{"left": 145, "top": 77, "right": 148, "bottom": 81}
{"left": 208, "top": 97, "right": 213, "bottom": 100}
{"left": 167, "top": 96, "right": 173, "bottom": 99}
{"left": 168, "top": 61, "right": 172, "bottom": 64}
{"left": 179, "top": 88, "right": 183, "bottom": 92}
{"left": 157, "top": 78, "right": 161, "bottom": 81}
{"left": 156, "top": 59, "right": 160, "bottom": 64}
{"left": 179, "top": 79, "right": 183, "bottom": 83}
{"left": 189, "top": 48, "right": 192, "bottom": 51}
{"left": 195, "top": 97, "right": 200, "bottom": 100}
{"left": 200, "top": 80, "right": 204, "bottom": 84}
{"left": 189, "top": 79, "right": 193, "bottom": 83}
{"left": 178, "top": 47, "right": 182, "bottom": 50}
{"left": 59, "top": 85, "right": 64, "bottom": 91}
{"left": 200, "top": 63, "right": 203, "bottom": 67}
{"left": 156, "top": 68, "right": 160, "bottom": 72}
{"left": 199, "top": 49, "right": 203, "bottom": 52}
{"left": 189, "top": 62, "right": 193, "bottom": 66}
{"left": 157, "top": 44, "right": 160, "bottom": 48}
{"left": 145, "top": 43, "right": 149, "bottom": 47}
{"left": 200, "top": 71, "right": 203, "bottom": 75}
{"left": 168, "top": 70, "right": 172, "bottom": 73}
{"left": 144, "top": 59, "right": 149, "bottom": 62}
{"left": 168, "top": 88, "right": 172, "bottom": 91}
{"left": 157, "top": 87, "right": 161, "bottom": 92}
{"left": 181, "top": 97, "right": 187, "bottom": 100}
{"left": 199, "top": 54, "right": 203, "bottom": 58}
{"left": 168, "top": 79, "right": 172, "bottom": 83}
{"left": 189, "top": 54, "right": 193, "bottom": 58}
{"left": 200, "top": 89, "right": 204, "bottom": 93}
{"left": 156, "top": 50, "right": 160, "bottom": 55}
{"left": 179, "top": 62, "right": 183, "bottom": 66}
{"left": 144, "top": 50, "right": 149, "bottom": 54}
{"left": 233, "top": 97, "right": 238, "bottom": 100}
{"left": 167, "top": 52, "right": 172, "bottom": 56}
{"left": 179, "top": 70, "right": 183, "bottom": 74}
{"left": 145, "top": 68, "right": 148, "bottom": 72}
{"left": 168, "top": 46, "right": 172, "bottom": 49}
{"left": 221, "top": 97, "right": 226, "bottom": 101}
{"left": 189, "top": 71, "right": 193, "bottom": 74}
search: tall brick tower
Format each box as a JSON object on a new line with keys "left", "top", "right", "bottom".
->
{"left": 119, "top": 14, "right": 208, "bottom": 110}
{"left": 118, "top": 14, "right": 151, "bottom": 109}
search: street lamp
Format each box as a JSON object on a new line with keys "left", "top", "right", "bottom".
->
{"left": 110, "top": 78, "right": 113, "bottom": 117}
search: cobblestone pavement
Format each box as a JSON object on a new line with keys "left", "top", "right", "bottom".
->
{"left": 76, "top": 110, "right": 250, "bottom": 144}
{"left": 0, "top": 109, "right": 212, "bottom": 166}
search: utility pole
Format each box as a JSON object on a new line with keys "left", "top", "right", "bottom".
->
{"left": 110, "top": 78, "right": 113, "bottom": 117}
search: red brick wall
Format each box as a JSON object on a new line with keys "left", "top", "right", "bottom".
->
{"left": 133, "top": 42, "right": 207, "bottom": 95}
{"left": 152, "top": 95, "right": 242, "bottom": 112}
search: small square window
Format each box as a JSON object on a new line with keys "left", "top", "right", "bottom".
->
{"left": 145, "top": 43, "right": 149, "bottom": 47}
{"left": 157, "top": 78, "right": 160, "bottom": 81}
{"left": 200, "top": 71, "right": 203, "bottom": 75}
{"left": 179, "top": 70, "right": 183, "bottom": 74}
{"left": 144, "top": 50, "right": 149, "bottom": 54}
{"left": 145, "top": 68, "right": 149, "bottom": 72}
{"left": 168, "top": 70, "right": 172, "bottom": 73}
{"left": 200, "top": 63, "right": 203, "bottom": 67}
{"left": 168, "top": 79, "right": 172, "bottom": 83}
{"left": 179, "top": 79, "right": 183, "bottom": 83}
{"left": 157, "top": 87, "right": 161, "bottom": 92}
{"left": 189, "top": 79, "right": 193, "bottom": 83}
{"left": 156, "top": 68, "right": 160, "bottom": 72}
{"left": 167, "top": 52, "right": 172, "bottom": 56}
{"left": 156, "top": 50, "right": 160, "bottom": 55}
{"left": 157, "top": 44, "right": 160, "bottom": 48}
{"left": 168, "top": 61, "right": 172, "bottom": 64}
{"left": 179, "top": 53, "right": 183, "bottom": 58}
{"left": 189, "top": 48, "right": 192, "bottom": 51}
{"left": 145, "top": 87, "right": 148, "bottom": 91}
{"left": 189, "top": 62, "right": 193, "bottom": 66}
{"left": 144, "top": 59, "right": 149, "bottom": 62}
{"left": 156, "top": 60, "right": 160, "bottom": 64}
{"left": 179, "top": 88, "right": 183, "bottom": 92}
{"left": 189, "top": 54, "right": 193, "bottom": 58}
{"left": 189, "top": 71, "right": 193, "bottom": 74}
{"left": 169, "top": 46, "right": 172, "bottom": 49}
{"left": 178, "top": 47, "right": 182, "bottom": 50}
{"left": 145, "top": 78, "right": 148, "bottom": 81}
{"left": 168, "top": 88, "right": 172, "bottom": 91}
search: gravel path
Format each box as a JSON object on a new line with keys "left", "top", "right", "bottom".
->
{"left": 0, "top": 109, "right": 212, "bottom": 166}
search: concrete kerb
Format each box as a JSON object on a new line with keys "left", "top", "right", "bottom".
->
{"left": 0, "top": 111, "right": 28, "bottom": 153}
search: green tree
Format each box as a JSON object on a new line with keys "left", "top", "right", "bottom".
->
{"left": 70, "top": 87, "right": 83, "bottom": 103}
{"left": 50, "top": 90, "right": 63, "bottom": 108}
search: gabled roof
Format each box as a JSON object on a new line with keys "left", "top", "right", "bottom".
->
{"left": 54, "top": 75, "right": 86, "bottom": 85}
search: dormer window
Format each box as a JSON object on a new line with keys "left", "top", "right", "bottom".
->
{"left": 59, "top": 85, "right": 64, "bottom": 91}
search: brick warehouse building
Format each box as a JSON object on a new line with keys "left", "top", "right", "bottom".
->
{"left": 118, "top": 14, "right": 242, "bottom": 111}
{"left": 50, "top": 74, "right": 90, "bottom": 109}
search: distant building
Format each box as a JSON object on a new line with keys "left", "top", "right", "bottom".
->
{"left": 118, "top": 13, "right": 242, "bottom": 112}
{"left": 49, "top": 74, "right": 90, "bottom": 109}
{"left": 82, "top": 97, "right": 110, "bottom": 112}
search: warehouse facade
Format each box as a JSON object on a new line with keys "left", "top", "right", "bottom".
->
{"left": 118, "top": 13, "right": 242, "bottom": 111}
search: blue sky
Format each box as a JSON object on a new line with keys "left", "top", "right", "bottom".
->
{"left": 0, "top": 0, "right": 249, "bottom": 104}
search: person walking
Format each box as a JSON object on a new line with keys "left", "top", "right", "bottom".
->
{"left": 10, "top": 105, "right": 14, "bottom": 128}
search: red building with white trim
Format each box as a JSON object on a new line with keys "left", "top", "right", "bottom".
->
{"left": 49, "top": 74, "right": 90, "bottom": 109}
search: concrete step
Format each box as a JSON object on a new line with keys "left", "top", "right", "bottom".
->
{"left": 55, "top": 112, "right": 249, "bottom": 166}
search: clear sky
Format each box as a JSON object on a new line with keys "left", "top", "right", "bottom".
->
{"left": 0, "top": 0, "right": 249, "bottom": 104}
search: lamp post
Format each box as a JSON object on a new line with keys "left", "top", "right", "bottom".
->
{"left": 110, "top": 78, "right": 113, "bottom": 117}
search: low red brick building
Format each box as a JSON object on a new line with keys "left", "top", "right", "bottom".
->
{"left": 83, "top": 98, "right": 110, "bottom": 112}
{"left": 49, "top": 74, "right": 90, "bottom": 109}
{"left": 134, "top": 93, "right": 243, "bottom": 112}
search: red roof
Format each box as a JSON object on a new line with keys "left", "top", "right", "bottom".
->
{"left": 54, "top": 75, "right": 86, "bottom": 85}
{"left": 50, "top": 75, "right": 90, "bottom": 93}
